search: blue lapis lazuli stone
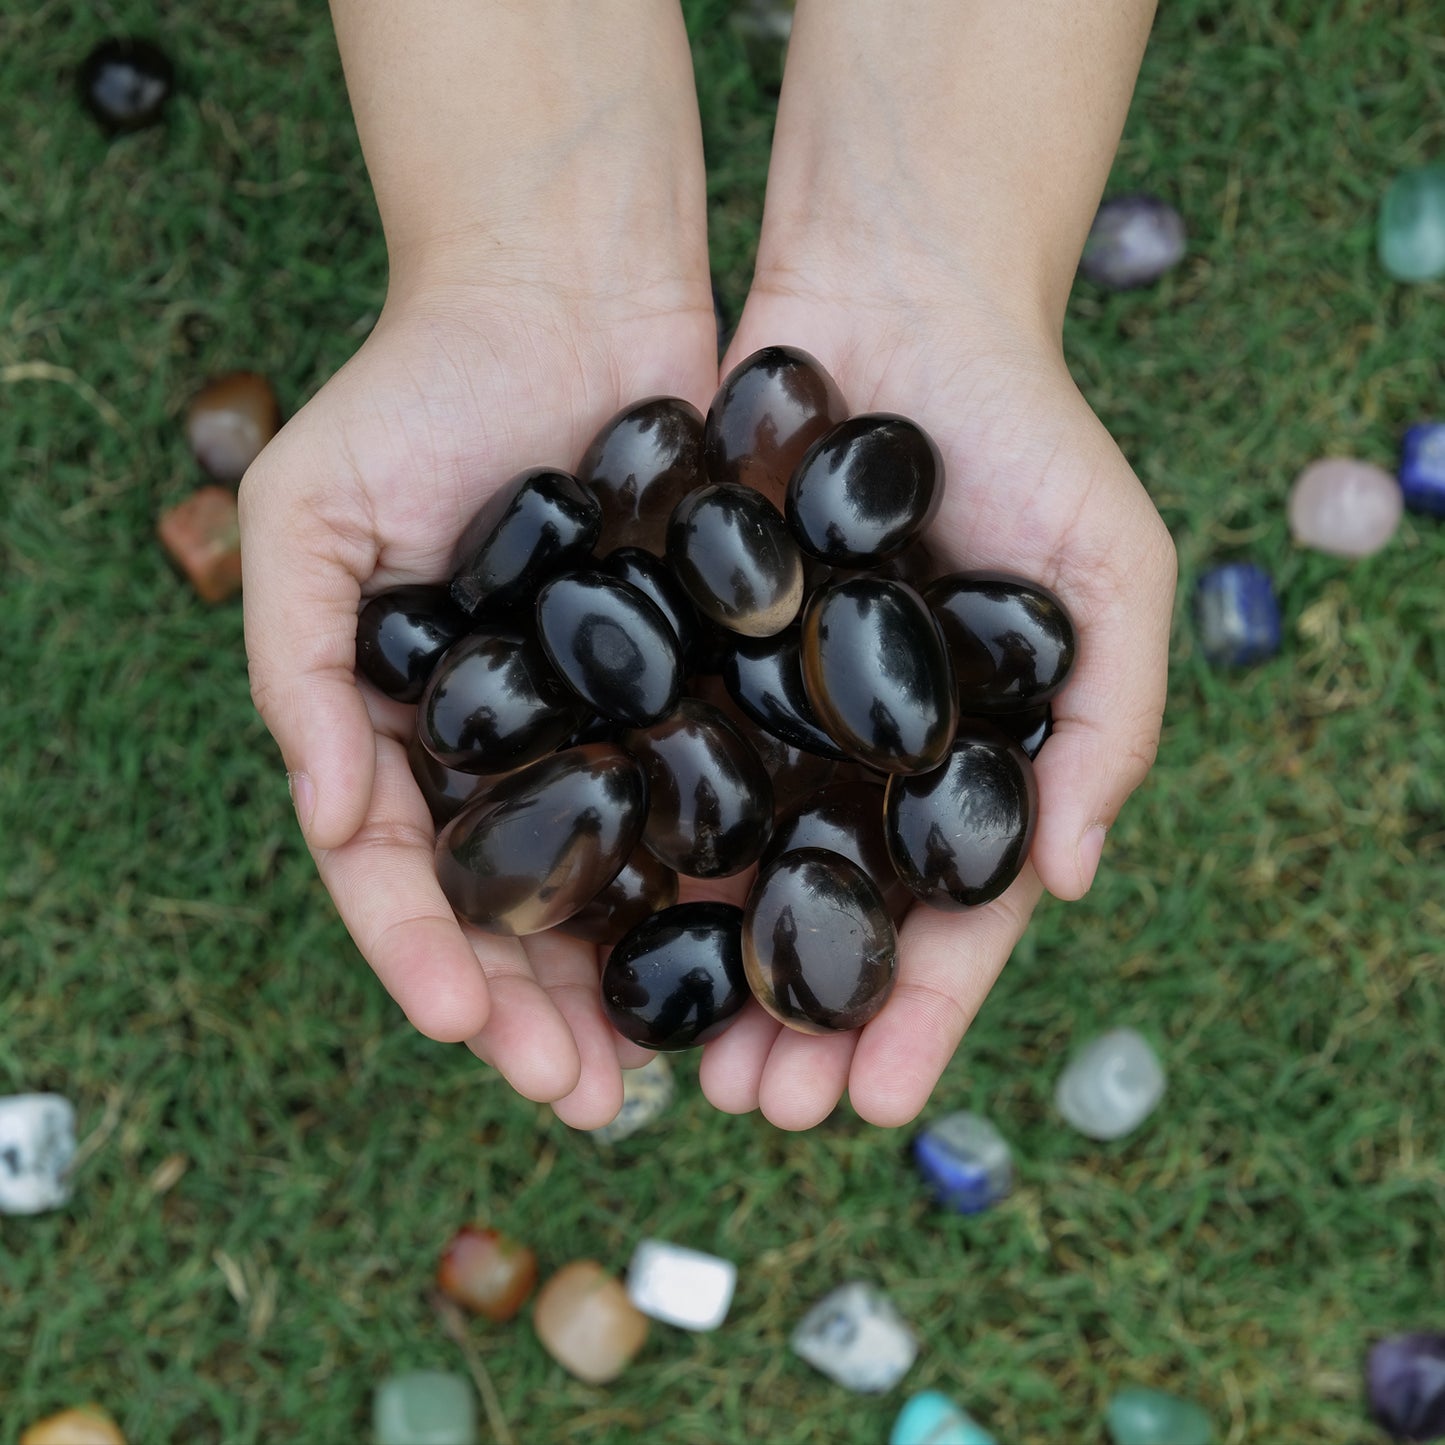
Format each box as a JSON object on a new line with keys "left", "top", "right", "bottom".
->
{"left": 911, "top": 1112, "right": 1014, "bottom": 1215}
{"left": 1400, "top": 423, "right": 1445, "bottom": 518}
{"left": 1194, "top": 563, "right": 1281, "bottom": 667}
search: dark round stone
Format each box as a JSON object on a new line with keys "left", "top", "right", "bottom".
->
{"left": 79, "top": 37, "right": 174, "bottom": 132}
{"left": 536, "top": 571, "right": 682, "bottom": 726}
{"left": 557, "top": 843, "right": 678, "bottom": 947}
{"left": 666, "top": 483, "right": 803, "bottom": 638}
{"left": 355, "top": 585, "right": 469, "bottom": 703}
{"left": 884, "top": 723, "right": 1038, "bottom": 910}
{"left": 407, "top": 730, "right": 485, "bottom": 830}
{"left": 720, "top": 624, "right": 849, "bottom": 760}
{"left": 620, "top": 698, "right": 772, "bottom": 879}
{"left": 786, "top": 414, "right": 943, "bottom": 566}
{"left": 926, "top": 572, "right": 1077, "bottom": 714}
{"left": 436, "top": 745, "right": 646, "bottom": 936}
{"left": 984, "top": 704, "right": 1053, "bottom": 760}
{"left": 449, "top": 468, "right": 600, "bottom": 618}
{"left": 417, "top": 627, "right": 582, "bottom": 774}
{"left": 703, "top": 345, "right": 848, "bottom": 507}
{"left": 599, "top": 546, "right": 705, "bottom": 671}
{"left": 743, "top": 848, "right": 897, "bottom": 1035}
{"left": 801, "top": 576, "right": 957, "bottom": 774}
{"left": 602, "top": 901, "right": 749, "bottom": 1050}
{"left": 576, "top": 396, "right": 704, "bottom": 556}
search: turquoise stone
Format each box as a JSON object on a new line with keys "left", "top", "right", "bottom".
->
{"left": 373, "top": 1371, "right": 477, "bottom": 1445}
{"left": 1106, "top": 1387, "right": 1212, "bottom": 1445}
{"left": 890, "top": 1390, "right": 997, "bottom": 1445}
{"left": 1378, "top": 165, "right": 1445, "bottom": 282}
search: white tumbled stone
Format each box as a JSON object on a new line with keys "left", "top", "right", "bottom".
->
{"left": 626, "top": 1239, "right": 736, "bottom": 1331}
{"left": 0, "top": 1094, "right": 77, "bottom": 1215}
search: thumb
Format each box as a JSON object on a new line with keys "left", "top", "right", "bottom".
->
{"left": 238, "top": 463, "right": 380, "bottom": 851}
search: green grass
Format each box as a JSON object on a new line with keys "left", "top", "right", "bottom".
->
{"left": 3, "top": 1, "right": 1443, "bottom": 1441}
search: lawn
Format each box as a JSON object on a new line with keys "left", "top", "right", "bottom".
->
{"left": 1, "top": 1, "right": 1442, "bottom": 1442}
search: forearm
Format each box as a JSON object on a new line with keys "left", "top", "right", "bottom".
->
{"left": 329, "top": 0, "right": 708, "bottom": 302}
{"left": 762, "top": 0, "right": 1157, "bottom": 338}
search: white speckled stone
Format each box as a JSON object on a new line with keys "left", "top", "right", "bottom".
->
{"left": 0, "top": 1094, "right": 76, "bottom": 1215}
{"left": 627, "top": 1239, "right": 736, "bottom": 1331}
{"left": 1287, "top": 457, "right": 1402, "bottom": 558}
{"left": 1055, "top": 1028, "right": 1165, "bottom": 1141}
{"left": 588, "top": 1055, "right": 673, "bottom": 1144}
{"left": 791, "top": 1283, "right": 917, "bottom": 1393}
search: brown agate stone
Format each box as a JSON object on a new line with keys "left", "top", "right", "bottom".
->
{"left": 532, "top": 1261, "right": 649, "bottom": 1384}
{"left": 719, "top": 624, "right": 849, "bottom": 760}
{"left": 742, "top": 849, "right": 897, "bottom": 1035}
{"left": 558, "top": 843, "right": 678, "bottom": 946}
{"left": 407, "top": 730, "right": 486, "bottom": 829}
{"left": 185, "top": 371, "right": 281, "bottom": 484}
{"left": 436, "top": 1225, "right": 537, "bottom": 1322}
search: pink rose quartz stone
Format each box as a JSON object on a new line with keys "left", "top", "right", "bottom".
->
{"left": 1287, "top": 457, "right": 1402, "bottom": 559}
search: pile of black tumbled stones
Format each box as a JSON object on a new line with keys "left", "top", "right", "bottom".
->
{"left": 355, "top": 347, "right": 1076, "bottom": 1051}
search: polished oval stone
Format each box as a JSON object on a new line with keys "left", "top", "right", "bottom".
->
{"left": 743, "top": 848, "right": 897, "bottom": 1035}
{"left": 600, "top": 547, "right": 705, "bottom": 671}
{"left": 1105, "top": 1388, "right": 1212, "bottom": 1445}
{"left": 185, "top": 371, "right": 281, "bottom": 484}
{"left": 449, "top": 468, "right": 600, "bottom": 618}
{"left": 408, "top": 730, "right": 487, "bottom": 829}
{"left": 1378, "top": 164, "right": 1445, "bottom": 283}
{"left": 356, "top": 585, "right": 470, "bottom": 703}
{"left": 925, "top": 572, "right": 1076, "bottom": 714}
{"left": 620, "top": 698, "right": 772, "bottom": 878}
{"left": 703, "top": 345, "right": 848, "bottom": 506}
{"left": 577, "top": 396, "right": 704, "bottom": 555}
{"left": 786, "top": 414, "right": 943, "bottom": 566}
{"left": 720, "top": 625, "right": 849, "bottom": 760}
{"left": 1287, "top": 456, "right": 1403, "bottom": 559}
{"left": 1079, "top": 194, "right": 1187, "bottom": 290}
{"left": 418, "top": 628, "right": 582, "bottom": 774}
{"left": 761, "top": 781, "right": 910, "bottom": 924}
{"left": 435, "top": 744, "right": 645, "bottom": 935}
{"left": 602, "top": 902, "right": 749, "bottom": 1050}
{"left": 802, "top": 577, "right": 957, "bottom": 774}
{"left": 532, "top": 1261, "right": 649, "bottom": 1385}
{"left": 666, "top": 483, "right": 804, "bottom": 637}
{"left": 536, "top": 571, "right": 682, "bottom": 726}
{"left": 884, "top": 723, "right": 1038, "bottom": 909}
{"left": 79, "top": 37, "right": 174, "bottom": 132}
{"left": 557, "top": 843, "right": 678, "bottom": 947}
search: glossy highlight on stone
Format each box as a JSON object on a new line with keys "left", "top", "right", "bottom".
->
{"left": 761, "top": 781, "right": 909, "bottom": 923}
{"left": 1079, "top": 194, "right": 1187, "bottom": 290}
{"left": 721, "top": 625, "right": 849, "bottom": 760}
{"left": 667, "top": 483, "right": 804, "bottom": 637}
{"left": 982, "top": 704, "right": 1052, "bottom": 760}
{"left": 356, "top": 585, "right": 469, "bottom": 703}
{"left": 601, "top": 546, "right": 705, "bottom": 669}
{"left": 557, "top": 842, "right": 678, "bottom": 946}
{"left": 926, "top": 572, "right": 1076, "bottom": 714}
{"left": 802, "top": 577, "right": 957, "bottom": 774}
{"left": 577, "top": 396, "right": 705, "bottom": 555}
{"left": 704, "top": 345, "right": 847, "bottom": 506}
{"left": 418, "top": 627, "right": 582, "bottom": 774}
{"left": 602, "top": 902, "right": 749, "bottom": 1050}
{"left": 885, "top": 723, "right": 1038, "bottom": 909}
{"left": 787, "top": 414, "right": 943, "bottom": 565}
{"left": 743, "top": 849, "right": 897, "bottom": 1034}
{"left": 622, "top": 698, "right": 772, "bottom": 878}
{"left": 449, "top": 468, "right": 600, "bottom": 618}
{"left": 435, "top": 745, "right": 645, "bottom": 935}
{"left": 537, "top": 571, "right": 682, "bottom": 726}
{"left": 1367, "top": 1332, "right": 1445, "bottom": 1441}
{"left": 79, "top": 37, "right": 173, "bottom": 132}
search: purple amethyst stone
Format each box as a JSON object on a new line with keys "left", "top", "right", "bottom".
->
{"left": 1079, "top": 194, "right": 1187, "bottom": 290}
{"left": 1368, "top": 1334, "right": 1445, "bottom": 1441}
{"left": 1194, "top": 562, "right": 1281, "bottom": 668}
{"left": 1400, "top": 424, "right": 1445, "bottom": 518}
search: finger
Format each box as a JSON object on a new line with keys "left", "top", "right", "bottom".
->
{"left": 240, "top": 465, "right": 380, "bottom": 852}
{"left": 615, "top": 1037, "right": 658, "bottom": 1070}
{"left": 313, "top": 734, "right": 492, "bottom": 1043}
{"left": 757, "top": 1027, "right": 857, "bottom": 1132}
{"left": 698, "top": 1002, "right": 783, "bottom": 1115}
{"left": 848, "top": 866, "right": 1044, "bottom": 1128}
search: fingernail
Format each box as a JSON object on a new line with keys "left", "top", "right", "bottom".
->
{"left": 287, "top": 771, "right": 315, "bottom": 832}
{"left": 1077, "top": 823, "right": 1107, "bottom": 894}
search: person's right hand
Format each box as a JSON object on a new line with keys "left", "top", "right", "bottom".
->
{"left": 239, "top": 277, "right": 718, "bottom": 1129}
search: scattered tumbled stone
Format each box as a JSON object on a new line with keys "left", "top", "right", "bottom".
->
{"left": 156, "top": 486, "right": 243, "bottom": 603}
{"left": 1288, "top": 457, "right": 1402, "bottom": 559}
{"left": 532, "top": 1261, "right": 649, "bottom": 1384}
{"left": 1378, "top": 165, "right": 1445, "bottom": 283}
{"left": 436, "top": 1225, "right": 537, "bottom": 1322}
{"left": 1194, "top": 562, "right": 1281, "bottom": 667}
{"left": 890, "top": 1391, "right": 997, "bottom": 1445}
{"left": 185, "top": 371, "right": 281, "bottom": 484}
{"left": 20, "top": 1406, "right": 126, "bottom": 1445}
{"left": 1055, "top": 1028, "right": 1165, "bottom": 1141}
{"left": 912, "top": 1111, "right": 1014, "bottom": 1214}
{"left": 1106, "top": 1386, "right": 1212, "bottom": 1445}
{"left": 0, "top": 1094, "right": 76, "bottom": 1215}
{"left": 626, "top": 1239, "right": 737, "bottom": 1331}
{"left": 791, "top": 1282, "right": 918, "bottom": 1393}
{"left": 1079, "top": 194, "right": 1187, "bottom": 290}
{"left": 373, "top": 1371, "right": 477, "bottom": 1445}
{"left": 588, "top": 1055, "right": 674, "bottom": 1144}
{"left": 1400, "top": 423, "right": 1445, "bottom": 518}
{"left": 1367, "top": 1333, "right": 1445, "bottom": 1442}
